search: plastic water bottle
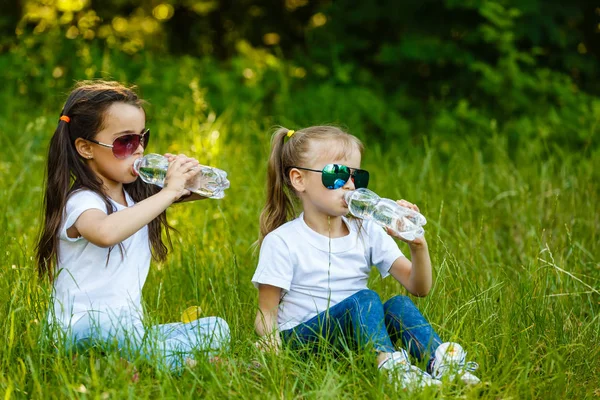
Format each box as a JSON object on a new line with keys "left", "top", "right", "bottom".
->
{"left": 133, "top": 153, "right": 230, "bottom": 199}
{"left": 344, "top": 188, "right": 427, "bottom": 241}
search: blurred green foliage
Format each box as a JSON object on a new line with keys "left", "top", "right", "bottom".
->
{"left": 0, "top": 0, "right": 598, "bottom": 150}
{"left": 0, "top": 4, "right": 598, "bottom": 397}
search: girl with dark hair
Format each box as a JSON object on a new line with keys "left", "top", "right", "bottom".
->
{"left": 36, "top": 80, "right": 229, "bottom": 371}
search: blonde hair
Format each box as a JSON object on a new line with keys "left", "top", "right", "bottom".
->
{"left": 258, "top": 125, "right": 364, "bottom": 244}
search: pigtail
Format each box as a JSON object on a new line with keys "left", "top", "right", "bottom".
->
{"left": 36, "top": 119, "right": 74, "bottom": 279}
{"left": 258, "top": 127, "right": 296, "bottom": 244}
{"left": 125, "top": 180, "right": 172, "bottom": 262}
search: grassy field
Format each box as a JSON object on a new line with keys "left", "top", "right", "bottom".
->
{"left": 0, "top": 81, "right": 598, "bottom": 399}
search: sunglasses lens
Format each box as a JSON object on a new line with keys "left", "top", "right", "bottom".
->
{"left": 322, "top": 164, "right": 351, "bottom": 189}
{"left": 112, "top": 134, "right": 140, "bottom": 159}
{"left": 353, "top": 170, "right": 369, "bottom": 189}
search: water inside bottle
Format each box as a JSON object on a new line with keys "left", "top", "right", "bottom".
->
{"left": 188, "top": 179, "right": 218, "bottom": 198}
{"left": 134, "top": 154, "right": 230, "bottom": 198}
{"left": 346, "top": 189, "right": 426, "bottom": 240}
{"left": 348, "top": 198, "right": 375, "bottom": 219}
{"left": 346, "top": 189, "right": 378, "bottom": 219}
{"left": 187, "top": 166, "right": 229, "bottom": 198}
{"left": 136, "top": 163, "right": 225, "bottom": 197}
{"left": 138, "top": 166, "right": 166, "bottom": 186}
{"left": 372, "top": 199, "right": 421, "bottom": 236}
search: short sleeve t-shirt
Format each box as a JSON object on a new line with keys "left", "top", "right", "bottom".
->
{"left": 251, "top": 214, "right": 404, "bottom": 331}
{"left": 51, "top": 189, "right": 151, "bottom": 329}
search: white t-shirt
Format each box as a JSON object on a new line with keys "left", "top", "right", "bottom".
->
{"left": 51, "top": 189, "right": 151, "bottom": 329}
{"left": 252, "top": 214, "right": 404, "bottom": 331}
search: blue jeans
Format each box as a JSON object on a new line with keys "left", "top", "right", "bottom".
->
{"left": 281, "top": 289, "right": 442, "bottom": 361}
{"left": 57, "top": 311, "right": 230, "bottom": 371}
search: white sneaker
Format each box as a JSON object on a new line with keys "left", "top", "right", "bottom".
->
{"left": 379, "top": 349, "right": 442, "bottom": 390}
{"left": 430, "top": 342, "right": 480, "bottom": 385}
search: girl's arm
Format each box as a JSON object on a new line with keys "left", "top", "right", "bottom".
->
{"left": 254, "top": 284, "right": 282, "bottom": 352}
{"left": 69, "top": 156, "right": 196, "bottom": 248}
{"left": 386, "top": 199, "right": 433, "bottom": 297}
{"left": 388, "top": 238, "right": 432, "bottom": 296}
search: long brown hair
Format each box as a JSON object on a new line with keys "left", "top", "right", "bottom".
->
{"left": 36, "top": 80, "right": 173, "bottom": 280}
{"left": 258, "top": 125, "right": 364, "bottom": 244}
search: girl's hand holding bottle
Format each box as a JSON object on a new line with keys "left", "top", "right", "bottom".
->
{"left": 161, "top": 154, "right": 200, "bottom": 202}
{"left": 164, "top": 152, "right": 198, "bottom": 165}
{"left": 385, "top": 199, "right": 427, "bottom": 248}
{"left": 134, "top": 153, "right": 230, "bottom": 199}
{"left": 344, "top": 188, "right": 427, "bottom": 242}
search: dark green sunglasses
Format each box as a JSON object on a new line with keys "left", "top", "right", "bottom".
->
{"left": 290, "top": 163, "right": 370, "bottom": 189}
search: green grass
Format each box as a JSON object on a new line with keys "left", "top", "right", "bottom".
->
{"left": 0, "top": 84, "right": 598, "bottom": 399}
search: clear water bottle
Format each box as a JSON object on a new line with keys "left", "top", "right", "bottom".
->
{"left": 133, "top": 153, "right": 230, "bottom": 199}
{"left": 344, "top": 188, "right": 427, "bottom": 241}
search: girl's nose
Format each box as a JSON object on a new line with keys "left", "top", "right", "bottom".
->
{"left": 133, "top": 141, "right": 145, "bottom": 155}
{"left": 342, "top": 176, "right": 356, "bottom": 190}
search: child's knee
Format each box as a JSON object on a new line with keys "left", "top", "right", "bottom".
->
{"left": 383, "top": 295, "right": 416, "bottom": 313}
{"left": 203, "top": 317, "right": 230, "bottom": 348}
{"left": 354, "top": 289, "right": 383, "bottom": 306}
{"left": 213, "top": 317, "right": 230, "bottom": 342}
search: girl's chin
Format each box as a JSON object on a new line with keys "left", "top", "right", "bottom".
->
{"left": 124, "top": 175, "right": 139, "bottom": 184}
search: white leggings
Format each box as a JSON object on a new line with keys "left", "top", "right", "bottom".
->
{"left": 63, "top": 311, "right": 230, "bottom": 371}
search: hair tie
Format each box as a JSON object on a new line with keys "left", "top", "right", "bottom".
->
{"left": 59, "top": 115, "right": 71, "bottom": 123}
{"left": 286, "top": 129, "right": 295, "bottom": 138}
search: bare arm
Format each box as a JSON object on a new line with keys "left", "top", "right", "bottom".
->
{"left": 68, "top": 156, "right": 196, "bottom": 247}
{"left": 388, "top": 239, "right": 432, "bottom": 296}
{"left": 254, "top": 284, "right": 282, "bottom": 352}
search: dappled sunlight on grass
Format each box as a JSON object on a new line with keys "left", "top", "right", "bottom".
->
{"left": 0, "top": 75, "right": 598, "bottom": 399}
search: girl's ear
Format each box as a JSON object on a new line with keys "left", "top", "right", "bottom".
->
{"left": 74, "top": 138, "right": 94, "bottom": 160}
{"left": 289, "top": 168, "right": 305, "bottom": 193}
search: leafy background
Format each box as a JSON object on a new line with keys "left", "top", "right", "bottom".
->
{"left": 0, "top": 0, "right": 598, "bottom": 398}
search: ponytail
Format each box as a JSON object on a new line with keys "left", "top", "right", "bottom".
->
{"left": 36, "top": 121, "right": 76, "bottom": 279}
{"left": 259, "top": 128, "right": 296, "bottom": 244}
{"left": 257, "top": 125, "right": 364, "bottom": 246}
